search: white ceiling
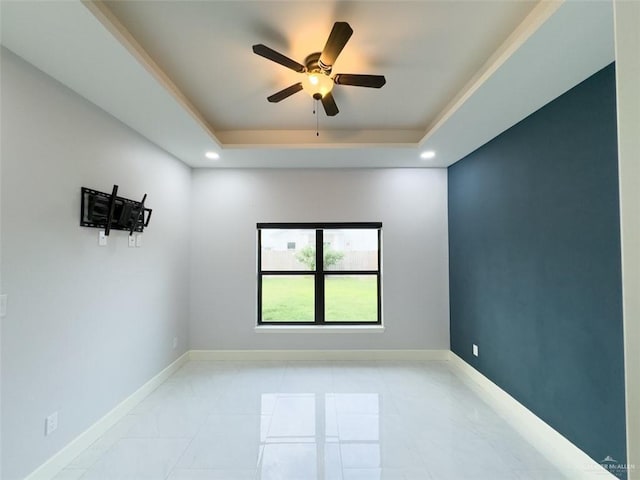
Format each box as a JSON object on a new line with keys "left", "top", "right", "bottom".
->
{"left": 0, "top": 1, "right": 615, "bottom": 168}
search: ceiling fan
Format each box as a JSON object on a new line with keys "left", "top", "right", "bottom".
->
{"left": 252, "top": 22, "right": 386, "bottom": 117}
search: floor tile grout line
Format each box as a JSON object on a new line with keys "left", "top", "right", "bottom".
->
{"left": 162, "top": 366, "right": 210, "bottom": 480}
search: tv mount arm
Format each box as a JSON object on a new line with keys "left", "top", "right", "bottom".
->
{"left": 129, "top": 193, "right": 147, "bottom": 236}
{"left": 105, "top": 185, "right": 119, "bottom": 236}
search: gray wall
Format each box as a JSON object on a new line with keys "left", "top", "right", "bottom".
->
{"left": 190, "top": 168, "right": 450, "bottom": 350}
{"left": 448, "top": 64, "right": 626, "bottom": 476}
{"left": 0, "top": 50, "right": 191, "bottom": 480}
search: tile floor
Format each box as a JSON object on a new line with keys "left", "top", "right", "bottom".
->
{"left": 53, "top": 360, "right": 569, "bottom": 480}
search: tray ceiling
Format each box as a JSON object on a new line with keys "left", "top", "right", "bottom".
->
{"left": 0, "top": 1, "right": 615, "bottom": 167}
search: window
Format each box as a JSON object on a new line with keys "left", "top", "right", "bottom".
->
{"left": 257, "top": 222, "right": 382, "bottom": 325}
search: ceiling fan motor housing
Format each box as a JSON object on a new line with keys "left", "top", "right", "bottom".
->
{"left": 305, "top": 52, "right": 326, "bottom": 74}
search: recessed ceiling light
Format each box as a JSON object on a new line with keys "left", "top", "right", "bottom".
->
{"left": 205, "top": 151, "right": 220, "bottom": 160}
{"left": 420, "top": 150, "right": 436, "bottom": 160}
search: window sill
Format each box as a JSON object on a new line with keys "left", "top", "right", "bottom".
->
{"left": 254, "top": 325, "right": 385, "bottom": 334}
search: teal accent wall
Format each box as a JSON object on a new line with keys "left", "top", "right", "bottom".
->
{"left": 448, "top": 64, "right": 626, "bottom": 477}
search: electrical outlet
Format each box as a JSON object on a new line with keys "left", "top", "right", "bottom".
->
{"left": 173, "top": 337, "right": 178, "bottom": 349}
{"left": 98, "top": 231, "right": 107, "bottom": 246}
{"left": 473, "top": 344, "right": 479, "bottom": 357}
{"left": 135, "top": 234, "right": 143, "bottom": 247}
{"left": 128, "top": 235, "right": 136, "bottom": 247}
{"left": 45, "top": 412, "right": 58, "bottom": 436}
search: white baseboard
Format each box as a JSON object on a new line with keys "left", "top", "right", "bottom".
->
{"left": 188, "top": 349, "right": 450, "bottom": 361}
{"left": 24, "top": 352, "right": 190, "bottom": 480}
{"left": 448, "top": 353, "right": 616, "bottom": 479}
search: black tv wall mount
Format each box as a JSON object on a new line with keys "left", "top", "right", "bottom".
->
{"left": 80, "top": 185, "right": 152, "bottom": 236}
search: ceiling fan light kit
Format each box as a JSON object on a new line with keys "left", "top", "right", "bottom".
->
{"left": 301, "top": 59, "right": 335, "bottom": 99}
{"left": 252, "top": 21, "right": 386, "bottom": 118}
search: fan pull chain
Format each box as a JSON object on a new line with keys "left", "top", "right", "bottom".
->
{"left": 313, "top": 98, "right": 319, "bottom": 137}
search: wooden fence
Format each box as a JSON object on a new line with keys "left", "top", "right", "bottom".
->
{"left": 262, "top": 250, "right": 377, "bottom": 271}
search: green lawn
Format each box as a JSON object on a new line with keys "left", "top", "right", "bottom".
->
{"left": 261, "top": 275, "right": 315, "bottom": 322}
{"left": 262, "top": 275, "right": 377, "bottom": 322}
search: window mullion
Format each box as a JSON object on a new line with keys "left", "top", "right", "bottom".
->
{"left": 315, "top": 229, "right": 324, "bottom": 324}
{"left": 257, "top": 229, "right": 262, "bottom": 324}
